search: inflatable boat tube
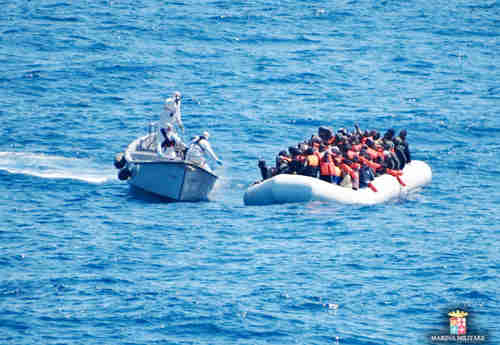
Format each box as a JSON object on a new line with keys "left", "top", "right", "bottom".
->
{"left": 243, "top": 160, "right": 432, "bottom": 206}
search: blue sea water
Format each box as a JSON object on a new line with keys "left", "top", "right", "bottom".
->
{"left": 1, "top": 0, "right": 499, "bottom": 344}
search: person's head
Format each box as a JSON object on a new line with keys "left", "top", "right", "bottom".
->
{"left": 399, "top": 129, "right": 407, "bottom": 139}
{"left": 203, "top": 131, "right": 210, "bottom": 139}
{"left": 310, "top": 135, "right": 321, "bottom": 144}
{"left": 289, "top": 146, "right": 299, "bottom": 157}
{"left": 384, "top": 128, "right": 395, "bottom": 139}
{"left": 279, "top": 150, "right": 288, "bottom": 157}
{"left": 298, "top": 143, "right": 308, "bottom": 153}
{"left": 174, "top": 91, "right": 181, "bottom": 101}
{"left": 305, "top": 147, "right": 314, "bottom": 155}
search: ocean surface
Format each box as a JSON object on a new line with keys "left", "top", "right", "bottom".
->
{"left": 1, "top": 1, "right": 499, "bottom": 344}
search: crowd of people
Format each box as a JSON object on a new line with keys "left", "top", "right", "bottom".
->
{"left": 258, "top": 124, "right": 411, "bottom": 192}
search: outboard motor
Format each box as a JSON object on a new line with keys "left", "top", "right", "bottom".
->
{"left": 114, "top": 152, "right": 127, "bottom": 169}
{"left": 118, "top": 167, "right": 131, "bottom": 181}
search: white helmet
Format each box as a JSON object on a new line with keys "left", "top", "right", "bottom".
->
{"left": 203, "top": 131, "right": 210, "bottom": 139}
{"left": 174, "top": 91, "right": 181, "bottom": 99}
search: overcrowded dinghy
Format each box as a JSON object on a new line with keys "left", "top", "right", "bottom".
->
{"left": 244, "top": 160, "right": 431, "bottom": 206}
{"left": 243, "top": 124, "right": 431, "bottom": 206}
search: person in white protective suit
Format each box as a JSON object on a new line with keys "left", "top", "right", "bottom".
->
{"left": 160, "top": 91, "right": 184, "bottom": 134}
{"left": 157, "top": 123, "right": 185, "bottom": 159}
{"left": 185, "top": 131, "right": 223, "bottom": 171}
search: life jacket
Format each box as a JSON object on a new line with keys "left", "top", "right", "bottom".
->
{"left": 359, "top": 156, "right": 382, "bottom": 172}
{"left": 352, "top": 143, "right": 363, "bottom": 152}
{"left": 386, "top": 168, "right": 406, "bottom": 186}
{"left": 347, "top": 150, "right": 358, "bottom": 160}
{"left": 320, "top": 159, "right": 333, "bottom": 176}
{"left": 333, "top": 155, "right": 343, "bottom": 165}
{"left": 365, "top": 147, "right": 380, "bottom": 160}
{"left": 306, "top": 154, "right": 319, "bottom": 167}
{"left": 361, "top": 136, "right": 373, "bottom": 145}
{"left": 340, "top": 162, "right": 358, "bottom": 181}
{"left": 320, "top": 155, "right": 340, "bottom": 176}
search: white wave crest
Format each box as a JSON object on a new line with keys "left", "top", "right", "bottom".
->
{"left": 0, "top": 151, "right": 115, "bottom": 184}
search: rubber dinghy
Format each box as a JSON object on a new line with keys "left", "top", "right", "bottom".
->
{"left": 243, "top": 160, "right": 431, "bottom": 206}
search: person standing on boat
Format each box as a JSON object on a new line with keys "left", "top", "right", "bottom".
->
{"left": 185, "top": 131, "right": 223, "bottom": 171}
{"left": 161, "top": 91, "right": 184, "bottom": 134}
{"left": 157, "top": 123, "right": 184, "bottom": 159}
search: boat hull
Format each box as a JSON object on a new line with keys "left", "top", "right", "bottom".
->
{"left": 119, "top": 134, "right": 218, "bottom": 201}
{"left": 127, "top": 160, "right": 217, "bottom": 201}
{"left": 243, "top": 160, "right": 432, "bottom": 206}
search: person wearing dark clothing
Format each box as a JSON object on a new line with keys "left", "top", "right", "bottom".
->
{"left": 275, "top": 150, "right": 291, "bottom": 174}
{"left": 288, "top": 146, "right": 305, "bottom": 175}
{"left": 258, "top": 160, "right": 270, "bottom": 180}
{"left": 383, "top": 150, "right": 400, "bottom": 170}
{"left": 359, "top": 164, "right": 376, "bottom": 189}
{"left": 393, "top": 137, "right": 408, "bottom": 168}
{"left": 398, "top": 129, "right": 411, "bottom": 163}
{"left": 303, "top": 148, "right": 320, "bottom": 178}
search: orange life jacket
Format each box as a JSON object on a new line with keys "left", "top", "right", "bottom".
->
{"left": 333, "top": 155, "right": 343, "bottom": 165}
{"left": 359, "top": 156, "right": 382, "bottom": 172}
{"left": 340, "top": 163, "right": 358, "bottom": 181}
{"left": 361, "top": 136, "right": 373, "bottom": 145}
{"left": 365, "top": 147, "right": 380, "bottom": 160}
{"left": 320, "top": 156, "right": 341, "bottom": 176}
{"left": 352, "top": 143, "right": 362, "bottom": 152}
{"left": 347, "top": 150, "right": 358, "bottom": 160}
{"left": 306, "top": 154, "right": 319, "bottom": 167}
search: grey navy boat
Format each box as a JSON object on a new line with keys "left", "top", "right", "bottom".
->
{"left": 114, "top": 133, "right": 218, "bottom": 201}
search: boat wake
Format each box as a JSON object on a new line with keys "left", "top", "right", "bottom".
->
{"left": 0, "top": 151, "right": 115, "bottom": 184}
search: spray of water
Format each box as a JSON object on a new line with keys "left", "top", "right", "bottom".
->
{"left": 0, "top": 151, "right": 116, "bottom": 184}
